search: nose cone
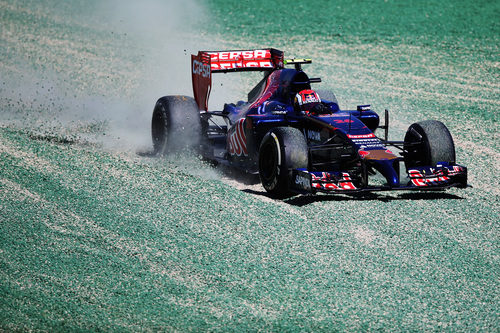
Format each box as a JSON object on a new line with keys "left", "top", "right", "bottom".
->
{"left": 359, "top": 149, "right": 398, "bottom": 161}
{"left": 358, "top": 148, "right": 400, "bottom": 187}
{"left": 372, "top": 159, "right": 400, "bottom": 187}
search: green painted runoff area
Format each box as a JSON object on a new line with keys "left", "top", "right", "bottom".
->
{"left": 0, "top": 0, "right": 498, "bottom": 330}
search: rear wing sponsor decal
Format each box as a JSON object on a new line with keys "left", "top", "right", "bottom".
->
{"left": 191, "top": 49, "right": 284, "bottom": 111}
{"left": 205, "top": 49, "right": 284, "bottom": 72}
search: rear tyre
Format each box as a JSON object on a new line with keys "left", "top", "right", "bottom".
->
{"left": 258, "top": 127, "right": 308, "bottom": 198}
{"left": 151, "top": 96, "right": 201, "bottom": 155}
{"left": 403, "top": 120, "right": 456, "bottom": 169}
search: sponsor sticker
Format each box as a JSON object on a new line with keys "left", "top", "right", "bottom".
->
{"left": 307, "top": 130, "right": 321, "bottom": 142}
{"left": 192, "top": 59, "right": 210, "bottom": 78}
{"left": 207, "top": 50, "right": 273, "bottom": 70}
{"left": 347, "top": 133, "right": 376, "bottom": 139}
{"left": 350, "top": 137, "right": 385, "bottom": 149}
{"left": 294, "top": 173, "right": 312, "bottom": 191}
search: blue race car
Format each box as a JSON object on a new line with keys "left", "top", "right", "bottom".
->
{"left": 151, "top": 48, "right": 468, "bottom": 197}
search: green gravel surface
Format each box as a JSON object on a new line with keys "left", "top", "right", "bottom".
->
{"left": 1, "top": 0, "right": 499, "bottom": 331}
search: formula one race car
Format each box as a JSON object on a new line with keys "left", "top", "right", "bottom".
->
{"left": 151, "top": 48, "right": 468, "bottom": 197}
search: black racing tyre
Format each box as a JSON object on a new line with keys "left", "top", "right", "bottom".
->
{"left": 151, "top": 95, "right": 201, "bottom": 155}
{"left": 316, "top": 89, "right": 339, "bottom": 107}
{"left": 403, "top": 120, "right": 456, "bottom": 169}
{"left": 258, "top": 127, "right": 308, "bottom": 198}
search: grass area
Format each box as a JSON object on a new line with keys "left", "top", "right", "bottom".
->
{"left": 1, "top": 127, "right": 497, "bottom": 331}
{"left": 0, "top": 0, "right": 498, "bottom": 330}
{"left": 207, "top": 0, "right": 499, "bottom": 52}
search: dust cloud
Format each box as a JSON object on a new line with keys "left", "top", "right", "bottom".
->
{"left": 80, "top": 0, "right": 210, "bottom": 152}
{"left": 0, "top": 0, "right": 257, "bottom": 186}
{"left": 0, "top": 0, "right": 210, "bottom": 152}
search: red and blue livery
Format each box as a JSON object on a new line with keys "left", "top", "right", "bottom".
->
{"left": 151, "top": 48, "right": 468, "bottom": 197}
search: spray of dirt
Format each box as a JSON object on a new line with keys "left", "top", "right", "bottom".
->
{"left": 0, "top": 0, "right": 265, "bottom": 188}
{"left": 0, "top": 0, "right": 211, "bottom": 152}
{"left": 84, "top": 0, "right": 212, "bottom": 152}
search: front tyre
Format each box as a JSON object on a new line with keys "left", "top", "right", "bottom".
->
{"left": 404, "top": 120, "right": 456, "bottom": 169}
{"left": 258, "top": 127, "right": 308, "bottom": 198}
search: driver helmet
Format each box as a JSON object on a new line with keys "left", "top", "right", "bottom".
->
{"left": 294, "top": 89, "right": 321, "bottom": 115}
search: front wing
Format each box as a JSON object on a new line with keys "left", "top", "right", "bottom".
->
{"left": 291, "top": 163, "right": 468, "bottom": 194}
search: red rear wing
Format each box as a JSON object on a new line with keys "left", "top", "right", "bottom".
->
{"left": 191, "top": 49, "right": 284, "bottom": 111}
